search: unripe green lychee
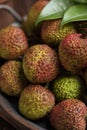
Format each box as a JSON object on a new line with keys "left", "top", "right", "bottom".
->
{"left": 50, "top": 99, "right": 87, "bottom": 130}
{"left": 19, "top": 85, "right": 55, "bottom": 120}
{"left": 51, "top": 74, "right": 85, "bottom": 102}
{"left": 23, "top": 44, "right": 59, "bottom": 84}
{"left": 0, "top": 26, "right": 28, "bottom": 60}
{"left": 0, "top": 60, "right": 28, "bottom": 96}
{"left": 41, "top": 19, "right": 76, "bottom": 46}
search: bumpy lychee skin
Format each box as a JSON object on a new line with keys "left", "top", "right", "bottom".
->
{"left": 41, "top": 19, "right": 76, "bottom": 46}
{"left": 0, "top": 26, "right": 28, "bottom": 60}
{"left": 51, "top": 74, "right": 84, "bottom": 102}
{"left": 0, "top": 60, "right": 28, "bottom": 96}
{"left": 50, "top": 99, "right": 87, "bottom": 130}
{"left": 22, "top": 0, "right": 49, "bottom": 35}
{"left": 59, "top": 33, "right": 87, "bottom": 74}
{"left": 19, "top": 85, "right": 55, "bottom": 120}
{"left": 23, "top": 44, "right": 59, "bottom": 84}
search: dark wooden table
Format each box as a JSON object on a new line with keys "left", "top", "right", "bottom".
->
{"left": 0, "top": 117, "right": 17, "bottom": 130}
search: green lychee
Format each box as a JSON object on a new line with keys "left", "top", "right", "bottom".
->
{"left": 0, "top": 60, "right": 28, "bottom": 96}
{"left": 23, "top": 44, "right": 59, "bottom": 84}
{"left": 18, "top": 85, "right": 55, "bottom": 120}
{"left": 50, "top": 99, "right": 87, "bottom": 130}
{"left": 0, "top": 26, "right": 28, "bottom": 60}
{"left": 51, "top": 74, "right": 85, "bottom": 102}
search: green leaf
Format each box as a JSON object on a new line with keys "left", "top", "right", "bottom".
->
{"left": 61, "top": 4, "right": 87, "bottom": 26}
{"left": 72, "top": 0, "right": 87, "bottom": 3}
{"left": 36, "top": 0, "right": 74, "bottom": 25}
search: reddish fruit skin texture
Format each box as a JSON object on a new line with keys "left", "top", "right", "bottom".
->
{"left": 0, "top": 26, "right": 28, "bottom": 60}
{"left": 19, "top": 85, "right": 55, "bottom": 120}
{"left": 23, "top": 44, "right": 59, "bottom": 84}
{"left": 59, "top": 33, "right": 87, "bottom": 74}
{"left": 23, "top": 0, "right": 49, "bottom": 34}
{"left": 0, "top": 61, "right": 28, "bottom": 96}
{"left": 50, "top": 99, "right": 87, "bottom": 130}
{"left": 41, "top": 19, "right": 76, "bottom": 46}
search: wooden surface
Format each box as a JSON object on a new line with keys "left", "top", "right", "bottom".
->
{"left": 0, "top": 117, "right": 17, "bottom": 130}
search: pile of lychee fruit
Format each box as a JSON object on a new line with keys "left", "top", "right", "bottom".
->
{"left": 0, "top": 0, "right": 87, "bottom": 130}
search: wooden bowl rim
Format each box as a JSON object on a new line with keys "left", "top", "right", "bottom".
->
{"left": 0, "top": 93, "right": 47, "bottom": 130}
